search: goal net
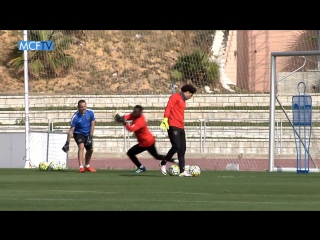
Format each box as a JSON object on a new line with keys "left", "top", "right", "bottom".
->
{"left": 270, "top": 51, "right": 320, "bottom": 172}
{"left": 25, "top": 131, "right": 68, "bottom": 169}
{"left": 2, "top": 30, "right": 320, "bottom": 172}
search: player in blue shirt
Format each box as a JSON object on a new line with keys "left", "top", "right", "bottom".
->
{"left": 62, "top": 100, "right": 96, "bottom": 173}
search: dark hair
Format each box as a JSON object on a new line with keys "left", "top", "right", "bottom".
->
{"left": 181, "top": 84, "right": 197, "bottom": 94}
{"left": 134, "top": 105, "right": 143, "bottom": 112}
{"left": 78, "top": 99, "right": 86, "bottom": 107}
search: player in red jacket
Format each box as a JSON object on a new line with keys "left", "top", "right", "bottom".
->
{"left": 119, "top": 105, "right": 177, "bottom": 173}
{"left": 159, "top": 84, "right": 197, "bottom": 177}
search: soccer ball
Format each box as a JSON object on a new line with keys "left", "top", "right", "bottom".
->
{"left": 168, "top": 164, "right": 180, "bottom": 176}
{"left": 48, "top": 161, "right": 59, "bottom": 171}
{"left": 189, "top": 165, "right": 201, "bottom": 177}
{"left": 184, "top": 165, "right": 191, "bottom": 174}
{"left": 58, "top": 161, "right": 66, "bottom": 170}
{"left": 48, "top": 161, "right": 66, "bottom": 171}
{"left": 39, "top": 161, "right": 49, "bottom": 171}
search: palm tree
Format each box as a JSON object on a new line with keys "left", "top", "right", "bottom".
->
{"left": 8, "top": 30, "right": 75, "bottom": 79}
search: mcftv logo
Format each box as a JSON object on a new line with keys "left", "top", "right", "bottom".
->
{"left": 18, "top": 41, "right": 54, "bottom": 51}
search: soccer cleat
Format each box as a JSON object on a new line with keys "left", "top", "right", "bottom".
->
{"left": 159, "top": 162, "right": 167, "bottom": 175}
{"left": 85, "top": 166, "right": 96, "bottom": 172}
{"left": 79, "top": 167, "right": 85, "bottom": 173}
{"left": 179, "top": 171, "right": 192, "bottom": 177}
{"left": 133, "top": 166, "right": 146, "bottom": 173}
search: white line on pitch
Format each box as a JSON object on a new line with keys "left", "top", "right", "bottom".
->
{"left": 0, "top": 197, "right": 318, "bottom": 205}
{"left": 0, "top": 189, "right": 316, "bottom": 198}
{"left": 0, "top": 190, "right": 116, "bottom": 194}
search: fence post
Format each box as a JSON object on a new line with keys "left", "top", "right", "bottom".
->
{"left": 203, "top": 120, "right": 206, "bottom": 153}
{"left": 124, "top": 125, "right": 127, "bottom": 152}
{"left": 51, "top": 118, "right": 55, "bottom": 132}
{"left": 280, "top": 119, "right": 283, "bottom": 154}
{"left": 276, "top": 120, "right": 279, "bottom": 154}
{"left": 199, "top": 119, "right": 203, "bottom": 153}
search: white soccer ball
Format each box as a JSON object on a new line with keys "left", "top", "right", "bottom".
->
{"left": 58, "top": 161, "right": 66, "bottom": 170}
{"left": 48, "top": 161, "right": 66, "bottom": 171}
{"left": 168, "top": 164, "right": 180, "bottom": 176}
{"left": 48, "top": 161, "right": 58, "bottom": 171}
{"left": 189, "top": 165, "right": 201, "bottom": 177}
{"left": 184, "top": 165, "right": 191, "bottom": 174}
{"left": 39, "top": 161, "right": 49, "bottom": 171}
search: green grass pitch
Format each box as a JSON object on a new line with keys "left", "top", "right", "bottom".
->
{"left": 1, "top": 168, "right": 320, "bottom": 211}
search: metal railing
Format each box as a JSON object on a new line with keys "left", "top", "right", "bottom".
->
{"left": 144, "top": 118, "right": 206, "bottom": 152}
{"left": 0, "top": 116, "right": 284, "bottom": 154}
{"left": 49, "top": 117, "right": 115, "bottom": 132}
{"left": 0, "top": 116, "right": 50, "bottom": 131}
{"left": 48, "top": 117, "right": 282, "bottom": 154}
{"left": 203, "top": 118, "right": 282, "bottom": 154}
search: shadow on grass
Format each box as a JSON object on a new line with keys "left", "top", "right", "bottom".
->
{"left": 118, "top": 174, "right": 163, "bottom": 177}
{"left": 62, "top": 169, "right": 132, "bottom": 174}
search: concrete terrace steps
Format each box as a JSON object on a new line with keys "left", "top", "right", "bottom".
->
{"left": 1, "top": 125, "right": 318, "bottom": 140}
{"left": 2, "top": 94, "right": 320, "bottom": 109}
{"left": 1, "top": 109, "right": 320, "bottom": 125}
{"left": 1, "top": 94, "right": 319, "bottom": 155}
{"left": 1, "top": 94, "right": 320, "bottom": 124}
{"left": 61, "top": 136, "right": 307, "bottom": 156}
{"left": 2, "top": 125, "right": 314, "bottom": 156}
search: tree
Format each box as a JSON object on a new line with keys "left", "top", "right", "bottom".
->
{"left": 7, "top": 30, "right": 75, "bottom": 79}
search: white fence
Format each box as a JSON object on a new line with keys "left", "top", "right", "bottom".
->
{"left": 0, "top": 116, "right": 291, "bottom": 154}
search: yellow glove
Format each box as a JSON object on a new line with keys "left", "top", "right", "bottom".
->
{"left": 160, "top": 117, "right": 169, "bottom": 131}
{"left": 112, "top": 110, "right": 124, "bottom": 123}
{"left": 112, "top": 110, "right": 119, "bottom": 118}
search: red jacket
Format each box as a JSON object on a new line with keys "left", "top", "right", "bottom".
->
{"left": 123, "top": 113, "right": 155, "bottom": 147}
{"left": 164, "top": 92, "right": 186, "bottom": 129}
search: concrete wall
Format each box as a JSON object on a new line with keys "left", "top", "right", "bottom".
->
{"left": 1, "top": 94, "right": 320, "bottom": 158}
{"left": 224, "top": 30, "right": 238, "bottom": 86}
{"left": 277, "top": 71, "right": 320, "bottom": 94}
{"left": 236, "top": 30, "right": 318, "bottom": 92}
{"left": 1, "top": 126, "right": 316, "bottom": 158}
{"left": 2, "top": 93, "right": 320, "bottom": 109}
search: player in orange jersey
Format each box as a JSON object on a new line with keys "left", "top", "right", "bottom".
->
{"left": 116, "top": 105, "right": 177, "bottom": 173}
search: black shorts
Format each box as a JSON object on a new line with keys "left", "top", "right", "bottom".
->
{"left": 73, "top": 133, "right": 91, "bottom": 150}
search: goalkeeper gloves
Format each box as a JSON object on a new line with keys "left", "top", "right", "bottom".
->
{"left": 112, "top": 110, "right": 124, "bottom": 123}
{"left": 160, "top": 117, "right": 169, "bottom": 131}
{"left": 62, "top": 141, "right": 69, "bottom": 153}
{"left": 112, "top": 110, "right": 119, "bottom": 118}
{"left": 85, "top": 136, "right": 93, "bottom": 149}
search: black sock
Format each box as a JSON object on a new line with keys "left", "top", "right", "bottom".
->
{"left": 178, "top": 156, "right": 185, "bottom": 173}
{"left": 160, "top": 160, "right": 167, "bottom": 165}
